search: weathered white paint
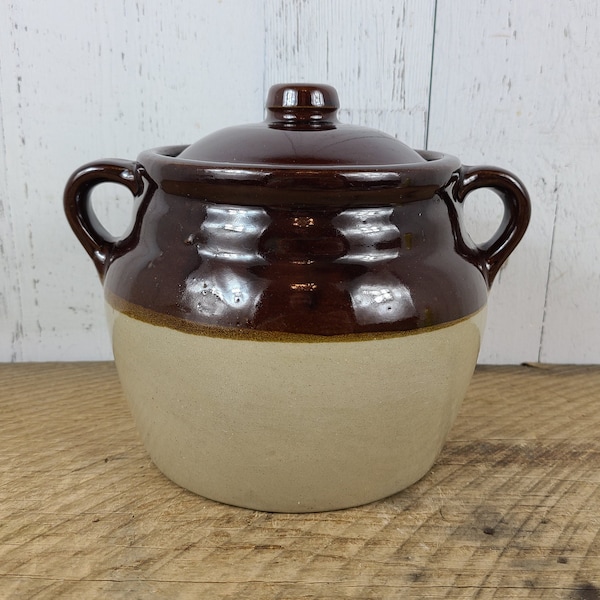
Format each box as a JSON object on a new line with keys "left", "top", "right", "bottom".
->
{"left": 264, "top": 0, "right": 436, "bottom": 148}
{"left": 0, "top": 0, "right": 598, "bottom": 363}
{"left": 428, "top": 0, "right": 600, "bottom": 364}
{"left": 533, "top": 2, "right": 600, "bottom": 363}
{"left": 0, "top": 0, "right": 265, "bottom": 361}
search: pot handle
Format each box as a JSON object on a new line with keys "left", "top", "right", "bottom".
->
{"left": 454, "top": 165, "right": 531, "bottom": 287}
{"left": 64, "top": 159, "right": 145, "bottom": 279}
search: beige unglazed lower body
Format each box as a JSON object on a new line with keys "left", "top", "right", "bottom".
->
{"left": 108, "top": 305, "right": 486, "bottom": 513}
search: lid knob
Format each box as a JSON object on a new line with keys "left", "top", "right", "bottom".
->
{"left": 266, "top": 83, "right": 340, "bottom": 126}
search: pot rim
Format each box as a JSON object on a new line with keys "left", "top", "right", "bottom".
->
{"left": 137, "top": 145, "right": 462, "bottom": 205}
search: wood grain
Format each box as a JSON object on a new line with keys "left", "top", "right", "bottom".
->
{"left": 1, "top": 362, "right": 599, "bottom": 598}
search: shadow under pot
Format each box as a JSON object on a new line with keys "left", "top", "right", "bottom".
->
{"left": 64, "top": 83, "right": 530, "bottom": 512}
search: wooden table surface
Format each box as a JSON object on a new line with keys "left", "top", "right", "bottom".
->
{"left": 1, "top": 362, "right": 599, "bottom": 599}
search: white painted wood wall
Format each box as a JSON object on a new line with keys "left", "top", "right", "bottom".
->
{"left": 1, "top": 0, "right": 598, "bottom": 364}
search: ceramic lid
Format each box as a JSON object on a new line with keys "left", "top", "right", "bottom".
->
{"left": 178, "top": 83, "right": 427, "bottom": 167}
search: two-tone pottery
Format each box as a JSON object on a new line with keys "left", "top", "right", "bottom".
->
{"left": 64, "top": 84, "right": 530, "bottom": 512}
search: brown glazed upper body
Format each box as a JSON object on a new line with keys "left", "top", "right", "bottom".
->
{"left": 65, "top": 84, "right": 531, "bottom": 339}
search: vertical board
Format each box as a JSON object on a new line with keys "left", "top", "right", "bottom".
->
{"left": 0, "top": 71, "right": 19, "bottom": 360}
{"left": 427, "top": 0, "right": 599, "bottom": 363}
{"left": 0, "top": 0, "right": 265, "bottom": 361}
{"left": 264, "top": 0, "right": 437, "bottom": 149}
{"left": 537, "top": 4, "right": 600, "bottom": 363}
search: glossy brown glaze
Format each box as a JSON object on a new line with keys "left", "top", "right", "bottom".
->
{"left": 179, "top": 83, "right": 426, "bottom": 167}
{"left": 99, "top": 187, "right": 489, "bottom": 335}
{"left": 64, "top": 83, "right": 531, "bottom": 338}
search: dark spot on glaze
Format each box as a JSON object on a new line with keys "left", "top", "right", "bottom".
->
{"left": 483, "top": 526, "right": 495, "bottom": 536}
{"left": 557, "top": 556, "right": 568, "bottom": 564}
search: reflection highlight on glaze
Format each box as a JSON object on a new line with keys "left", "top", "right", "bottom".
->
{"left": 333, "top": 207, "right": 400, "bottom": 263}
{"left": 183, "top": 205, "right": 271, "bottom": 322}
{"left": 195, "top": 205, "right": 271, "bottom": 263}
{"left": 348, "top": 272, "right": 416, "bottom": 326}
{"left": 184, "top": 267, "right": 265, "bottom": 319}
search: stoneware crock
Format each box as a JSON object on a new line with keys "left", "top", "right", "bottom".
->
{"left": 64, "top": 83, "right": 530, "bottom": 513}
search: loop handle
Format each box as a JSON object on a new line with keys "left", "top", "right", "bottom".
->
{"left": 64, "top": 160, "right": 145, "bottom": 279}
{"left": 455, "top": 165, "right": 531, "bottom": 286}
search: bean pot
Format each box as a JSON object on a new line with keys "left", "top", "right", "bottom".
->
{"left": 64, "top": 83, "right": 530, "bottom": 512}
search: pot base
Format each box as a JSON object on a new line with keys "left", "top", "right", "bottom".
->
{"left": 108, "top": 306, "right": 485, "bottom": 512}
